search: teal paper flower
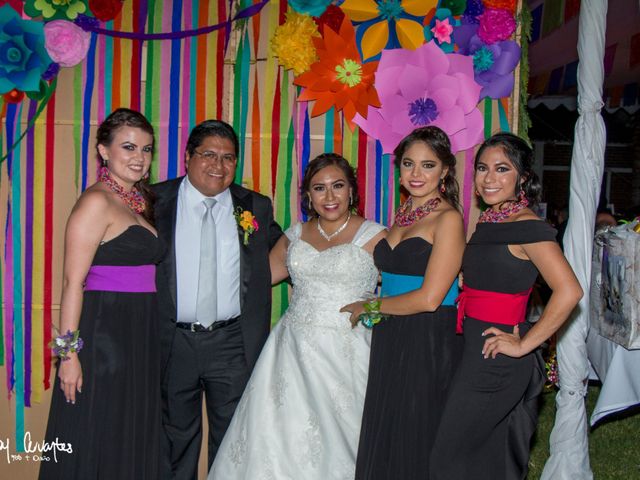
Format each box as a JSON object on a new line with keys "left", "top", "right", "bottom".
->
{"left": 424, "top": 8, "right": 460, "bottom": 53}
{"left": 288, "top": 0, "right": 333, "bottom": 17}
{"left": 24, "top": 0, "right": 88, "bottom": 21}
{"left": 0, "top": 4, "right": 52, "bottom": 94}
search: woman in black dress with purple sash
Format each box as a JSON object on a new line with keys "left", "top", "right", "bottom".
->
{"left": 430, "top": 133, "right": 582, "bottom": 480}
{"left": 40, "top": 109, "right": 163, "bottom": 479}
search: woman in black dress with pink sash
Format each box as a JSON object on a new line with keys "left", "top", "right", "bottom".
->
{"left": 430, "top": 133, "right": 582, "bottom": 480}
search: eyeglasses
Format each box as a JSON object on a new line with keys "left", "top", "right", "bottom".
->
{"left": 191, "top": 150, "right": 236, "bottom": 164}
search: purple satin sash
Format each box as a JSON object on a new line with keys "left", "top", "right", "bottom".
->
{"left": 84, "top": 265, "right": 156, "bottom": 293}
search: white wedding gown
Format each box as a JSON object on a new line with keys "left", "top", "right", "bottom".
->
{"left": 209, "top": 220, "right": 385, "bottom": 480}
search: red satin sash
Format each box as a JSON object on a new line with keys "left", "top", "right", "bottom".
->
{"left": 455, "top": 285, "right": 532, "bottom": 334}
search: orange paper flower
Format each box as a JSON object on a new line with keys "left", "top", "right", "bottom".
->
{"left": 294, "top": 18, "right": 380, "bottom": 128}
{"left": 482, "top": 0, "right": 516, "bottom": 12}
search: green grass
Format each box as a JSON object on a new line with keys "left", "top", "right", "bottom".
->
{"left": 528, "top": 385, "right": 640, "bottom": 479}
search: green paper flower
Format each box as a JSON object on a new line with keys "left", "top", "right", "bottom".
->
{"left": 0, "top": 4, "right": 52, "bottom": 94}
{"left": 335, "top": 59, "right": 363, "bottom": 88}
{"left": 25, "top": 0, "right": 88, "bottom": 21}
{"left": 438, "top": 0, "right": 467, "bottom": 16}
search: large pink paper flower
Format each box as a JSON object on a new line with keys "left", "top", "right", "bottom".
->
{"left": 353, "top": 41, "right": 484, "bottom": 154}
{"left": 44, "top": 20, "right": 91, "bottom": 67}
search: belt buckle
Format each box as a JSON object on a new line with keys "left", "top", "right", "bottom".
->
{"left": 190, "top": 323, "right": 201, "bottom": 332}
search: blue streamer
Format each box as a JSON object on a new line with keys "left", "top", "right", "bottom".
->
{"left": 167, "top": 0, "right": 184, "bottom": 179}
{"left": 375, "top": 140, "right": 382, "bottom": 222}
{"left": 324, "top": 107, "right": 334, "bottom": 153}
{"left": 81, "top": 33, "right": 98, "bottom": 191}
{"left": 11, "top": 103, "right": 25, "bottom": 451}
{"left": 104, "top": 21, "right": 114, "bottom": 113}
{"left": 301, "top": 107, "right": 311, "bottom": 222}
{"left": 498, "top": 100, "right": 510, "bottom": 133}
{"left": 238, "top": 29, "right": 251, "bottom": 176}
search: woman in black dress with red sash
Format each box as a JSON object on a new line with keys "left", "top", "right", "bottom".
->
{"left": 430, "top": 133, "right": 583, "bottom": 480}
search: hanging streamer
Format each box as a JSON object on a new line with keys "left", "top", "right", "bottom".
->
{"left": 81, "top": 34, "right": 98, "bottom": 190}
{"left": 463, "top": 148, "right": 475, "bottom": 230}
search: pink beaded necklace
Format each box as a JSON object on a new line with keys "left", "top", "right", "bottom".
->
{"left": 478, "top": 196, "right": 529, "bottom": 223}
{"left": 98, "top": 167, "right": 146, "bottom": 214}
{"left": 394, "top": 197, "right": 441, "bottom": 227}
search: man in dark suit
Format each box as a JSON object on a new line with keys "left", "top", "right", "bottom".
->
{"left": 154, "top": 120, "right": 282, "bottom": 479}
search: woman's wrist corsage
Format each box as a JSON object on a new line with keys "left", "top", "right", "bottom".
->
{"left": 50, "top": 330, "right": 84, "bottom": 361}
{"left": 234, "top": 207, "right": 259, "bottom": 245}
{"left": 358, "top": 298, "right": 387, "bottom": 328}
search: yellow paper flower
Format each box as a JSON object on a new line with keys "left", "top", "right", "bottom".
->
{"left": 270, "top": 11, "right": 321, "bottom": 75}
{"left": 340, "top": 0, "right": 437, "bottom": 60}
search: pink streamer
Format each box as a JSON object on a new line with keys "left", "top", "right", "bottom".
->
{"left": 97, "top": 34, "right": 106, "bottom": 123}
{"left": 159, "top": 4, "right": 173, "bottom": 180}
{"left": 179, "top": 0, "right": 193, "bottom": 177}
{"left": 463, "top": 148, "right": 475, "bottom": 230}
{"left": 366, "top": 136, "right": 376, "bottom": 220}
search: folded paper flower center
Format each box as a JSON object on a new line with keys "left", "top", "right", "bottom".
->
{"left": 52, "top": 0, "right": 74, "bottom": 6}
{"left": 432, "top": 18, "right": 454, "bottom": 44}
{"left": 473, "top": 46, "right": 495, "bottom": 72}
{"left": 335, "top": 59, "right": 362, "bottom": 87}
{"left": 408, "top": 97, "right": 439, "bottom": 126}
{"left": 6, "top": 46, "right": 22, "bottom": 64}
{"left": 377, "top": 0, "right": 404, "bottom": 20}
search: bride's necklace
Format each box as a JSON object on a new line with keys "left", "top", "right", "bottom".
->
{"left": 317, "top": 211, "right": 351, "bottom": 241}
{"left": 98, "top": 166, "right": 146, "bottom": 214}
{"left": 478, "top": 196, "right": 529, "bottom": 223}
{"left": 394, "top": 197, "right": 441, "bottom": 227}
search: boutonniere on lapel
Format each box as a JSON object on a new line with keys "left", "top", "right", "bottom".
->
{"left": 234, "top": 207, "right": 259, "bottom": 245}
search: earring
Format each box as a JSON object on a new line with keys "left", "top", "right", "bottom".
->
{"left": 517, "top": 189, "right": 526, "bottom": 202}
{"left": 349, "top": 193, "right": 353, "bottom": 206}
{"left": 474, "top": 188, "right": 479, "bottom": 196}
{"left": 439, "top": 178, "right": 446, "bottom": 194}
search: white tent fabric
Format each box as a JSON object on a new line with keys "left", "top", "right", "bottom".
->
{"left": 541, "top": 1, "right": 607, "bottom": 478}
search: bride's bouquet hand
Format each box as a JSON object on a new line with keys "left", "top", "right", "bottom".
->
{"left": 340, "top": 301, "right": 366, "bottom": 328}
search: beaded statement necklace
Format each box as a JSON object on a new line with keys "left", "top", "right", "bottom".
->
{"left": 317, "top": 211, "right": 351, "bottom": 241}
{"left": 98, "top": 167, "right": 146, "bottom": 214}
{"left": 478, "top": 196, "right": 529, "bottom": 223}
{"left": 394, "top": 197, "right": 441, "bottom": 227}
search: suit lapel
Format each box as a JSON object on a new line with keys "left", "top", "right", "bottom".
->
{"left": 157, "top": 179, "right": 181, "bottom": 311}
{"left": 230, "top": 184, "right": 252, "bottom": 313}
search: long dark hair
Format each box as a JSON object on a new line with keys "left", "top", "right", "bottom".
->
{"left": 300, "top": 153, "right": 360, "bottom": 217}
{"left": 474, "top": 132, "right": 542, "bottom": 206}
{"left": 96, "top": 108, "right": 156, "bottom": 224}
{"left": 393, "top": 126, "right": 460, "bottom": 209}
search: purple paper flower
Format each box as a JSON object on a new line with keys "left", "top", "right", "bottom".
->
{"left": 455, "top": 23, "right": 521, "bottom": 99}
{"left": 461, "top": 0, "right": 484, "bottom": 25}
{"left": 353, "top": 41, "right": 484, "bottom": 154}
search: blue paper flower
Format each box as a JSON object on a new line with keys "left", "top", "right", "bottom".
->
{"left": 0, "top": 4, "right": 52, "bottom": 94}
{"left": 288, "top": 0, "right": 333, "bottom": 17}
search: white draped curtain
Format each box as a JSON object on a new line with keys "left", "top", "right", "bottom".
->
{"left": 541, "top": 0, "right": 607, "bottom": 478}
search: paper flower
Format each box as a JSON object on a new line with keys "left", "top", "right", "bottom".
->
{"left": 3, "top": 88, "right": 24, "bottom": 103}
{"left": 477, "top": 8, "right": 516, "bottom": 45}
{"left": 455, "top": 23, "right": 521, "bottom": 99}
{"left": 294, "top": 18, "right": 380, "bottom": 127}
{"left": 461, "top": 0, "right": 484, "bottom": 25}
{"left": 424, "top": 8, "right": 460, "bottom": 53}
{"left": 340, "top": 0, "right": 437, "bottom": 60}
{"left": 44, "top": 20, "right": 91, "bottom": 67}
{"left": 270, "top": 11, "right": 320, "bottom": 75}
{"left": 438, "top": 0, "right": 467, "bottom": 16}
{"left": 89, "top": 0, "right": 124, "bottom": 22}
{"left": 483, "top": 0, "right": 516, "bottom": 13}
{"left": 353, "top": 41, "right": 484, "bottom": 154}
{"left": 0, "top": 4, "right": 52, "bottom": 94}
{"left": 289, "top": 0, "right": 333, "bottom": 17}
{"left": 24, "top": 0, "right": 88, "bottom": 21}
{"left": 315, "top": 4, "right": 346, "bottom": 35}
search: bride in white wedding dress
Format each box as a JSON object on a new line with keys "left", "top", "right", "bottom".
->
{"left": 208, "top": 154, "right": 386, "bottom": 480}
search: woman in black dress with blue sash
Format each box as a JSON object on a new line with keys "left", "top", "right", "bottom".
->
{"left": 342, "top": 126, "right": 464, "bottom": 479}
{"left": 430, "top": 133, "right": 582, "bottom": 480}
{"left": 40, "top": 109, "right": 163, "bottom": 479}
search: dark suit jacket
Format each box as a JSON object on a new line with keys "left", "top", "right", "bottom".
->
{"left": 153, "top": 178, "right": 283, "bottom": 373}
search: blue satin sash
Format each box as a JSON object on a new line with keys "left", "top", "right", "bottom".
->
{"left": 380, "top": 272, "right": 458, "bottom": 306}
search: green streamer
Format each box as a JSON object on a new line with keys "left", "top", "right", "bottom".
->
{"left": 149, "top": 0, "right": 163, "bottom": 182}
{"left": 73, "top": 65, "right": 83, "bottom": 190}
{"left": 518, "top": 2, "right": 532, "bottom": 142}
{"left": 483, "top": 97, "right": 492, "bottom": 139}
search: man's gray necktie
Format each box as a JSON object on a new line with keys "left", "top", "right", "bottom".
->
{"left": 196, "top": 198, "right": 217, "bottom": 327}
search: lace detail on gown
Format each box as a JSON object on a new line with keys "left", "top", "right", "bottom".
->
{"left": 209, "top": 220, "right": 385, "bottom": 480}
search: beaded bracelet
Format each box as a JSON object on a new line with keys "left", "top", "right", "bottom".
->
{"left": 51, "top": 330, "right": 84, "bottom": 361}
{"left": 358, "top": 298, "right": 387, "bottom": 329}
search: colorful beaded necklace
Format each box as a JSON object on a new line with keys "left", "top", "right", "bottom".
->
{"left": 394, "top": 197, "right": 441, "bottom": 227}
{"left": 98, "top": 167, "right": 146, "bottom": 214}
{"left": 478, "top": 196, "right": 529, "bottom": 223}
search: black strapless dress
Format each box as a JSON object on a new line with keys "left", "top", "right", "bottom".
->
{"left": 355, "top": 237, "right": 462, "bottom": 480}
{"left": 39, "top": 226, "right": 165, "bottom": 480}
